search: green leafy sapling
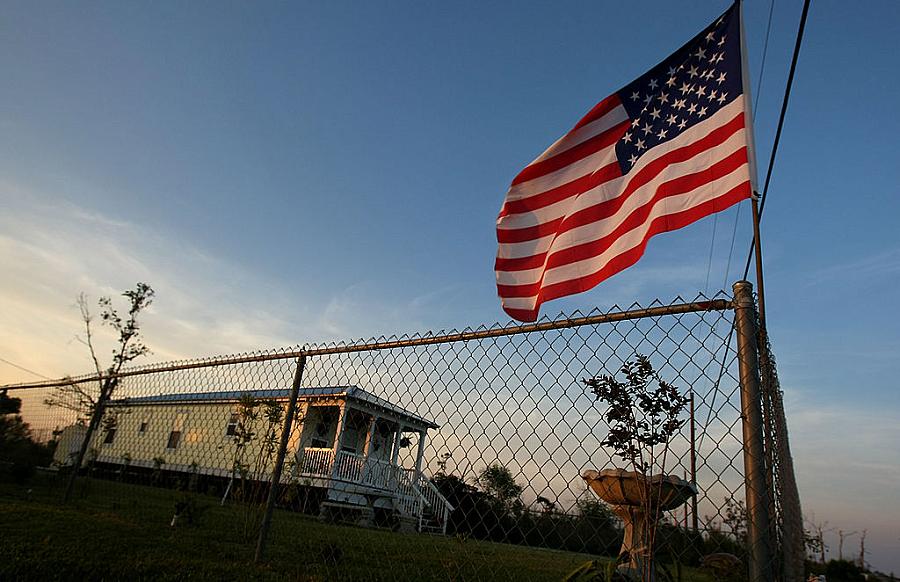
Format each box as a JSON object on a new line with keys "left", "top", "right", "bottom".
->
{"left": 583, "top": 355, "right": 689, "bottom": 475}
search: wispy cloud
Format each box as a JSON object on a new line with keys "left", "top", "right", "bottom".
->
{"left": 0, "top": 182, "right": 405, "bottom": 384}
{"left": 809, "top": 247, "right": 900, "bottom": 285}
{"left": 0, "top": 180, "right": 482, "bottom": 385}
{"left": 310, "top": 278, "right": 474, "bottom": 341}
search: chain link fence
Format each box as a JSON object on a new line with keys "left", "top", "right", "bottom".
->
{"left": 758, "top": 322, "right": 805, "bottom": 582}
{"left": 0, "top": 284, "right": 802, "bottom": 581}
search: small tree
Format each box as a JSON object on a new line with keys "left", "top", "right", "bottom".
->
{"left": 583, "top": 355, "right": 689, "bottom": 476}
{"left": 45, "top": 283, "right": 155, "bottom": 423}
{"left": 722, "top": 496, "right": 748, "bottom": 548}
{"left": 45, "top": 282, "right": 154, "bottom": 501}
{"left": 583, "top": 355, "right": 690, "bottom": 581}
{"left": 223, "top": 394, "right": 292, "bottom": 539}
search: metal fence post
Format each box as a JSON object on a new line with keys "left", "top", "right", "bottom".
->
{"left": 689, "top": 391, "right": 699, "bottom": 533}
{"left": 733, "top": 281, "right": 774, "bottom": 582}
{"left": 255, "top": 353, "right": 307, "bottom": 563}
{"left": 63, "top": 377, "right": 112, "bottom": 503}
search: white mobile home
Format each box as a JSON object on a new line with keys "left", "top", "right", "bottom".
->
{"left": 55, "top": 385, "right": 452, "bottom": 533}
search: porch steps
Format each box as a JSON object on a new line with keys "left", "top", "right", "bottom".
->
{"left": 418, "top": 509, "right": 445, "bottom": 534}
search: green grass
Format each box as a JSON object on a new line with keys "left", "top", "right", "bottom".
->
{"left": 0, "top": 475, "right": 599, "bottom": 581}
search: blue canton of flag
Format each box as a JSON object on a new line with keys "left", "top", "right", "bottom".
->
{"left": 616, "top": 7, "right": 744, "bottom": 174}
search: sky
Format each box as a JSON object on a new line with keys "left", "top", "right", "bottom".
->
{"left": 1, "top": 0, "right": 899, "bottom": 573}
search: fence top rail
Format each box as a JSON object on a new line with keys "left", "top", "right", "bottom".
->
{"left": 2, "top": 297, "right": 732, "bottom": 391}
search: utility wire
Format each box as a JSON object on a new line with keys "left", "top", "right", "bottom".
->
{"left": 705, "top": 0, "right": 811, "bottom": 454}
{"left": 742, "top": 0, "right": 812, "bottom": 280}
{"left": 704, "top": 213, "right": 718, "bottom": 295}
{"left": 704, "top": 0, "right": 782, "bottom": 440}
{"left": 723, "top": 205, "right": 744, "bottom": 289}
{"left": 723, "top": 0, "right": 776, "bottom": 289}
{"left": 0, "top": 356, "right": 52, "bottom": 380}
{"left": 754, "top": 0, "right": 777, "bottom": 113}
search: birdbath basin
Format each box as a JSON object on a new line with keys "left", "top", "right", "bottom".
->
{"left": 583, "top": 468, "right": 697, "bottom": 579}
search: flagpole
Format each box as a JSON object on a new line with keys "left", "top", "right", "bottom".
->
{"left": 738, "top": 0, "right": 767, "bottom": 329}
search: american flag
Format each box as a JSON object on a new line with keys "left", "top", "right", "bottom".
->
{"left": 496, "top": 4, "right": 753, "bottom": 322}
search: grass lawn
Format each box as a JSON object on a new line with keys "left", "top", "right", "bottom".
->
{"left": 0, "top": 474, "right": 601, "bottom": 581}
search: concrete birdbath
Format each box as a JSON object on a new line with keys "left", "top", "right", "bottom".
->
{"left": 583, "top": 468, "right": 697, "bottom": 579}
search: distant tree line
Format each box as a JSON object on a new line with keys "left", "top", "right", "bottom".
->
{"left": 431, "top": 458, "right": 622, "bottom": 556}
{"left": 0, "top": 389, "right": 56, "bottom": 483}
{"left": 430, "top": 458, "right": 816, "bottom": 567}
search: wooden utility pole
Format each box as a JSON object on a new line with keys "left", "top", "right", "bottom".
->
{"left": 838, "top": 529, "right": 858, "bottom": 561}
{"left": 859, "top": 529, "right": 867, "bottom": 569}
{"left": 819, "top": 528, "right": 826, "bottom": 564}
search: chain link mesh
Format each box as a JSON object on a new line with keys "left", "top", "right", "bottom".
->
{"left": 0, "top": 291, "right": 798, "bottom": 581}
{"left": 758, "top": 317, "right": 805, "bottom": 581}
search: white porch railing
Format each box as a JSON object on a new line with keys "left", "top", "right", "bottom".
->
{"left": 403, "top": 467, "right": 454, "bottom": 534}
{"left": 295, "top": 447, "right": 454, "bottom": 534}
{"left": 296, "top": 447, "right": 334, "bottom": 476}
{"left": 360, "top": 456, "right": 401, "bottom": 490}
{"left": 296, "top": 448, "right": 399, "bottom": 488}
{"left": 332, "top": 450, "right": 364, "bottom": 482}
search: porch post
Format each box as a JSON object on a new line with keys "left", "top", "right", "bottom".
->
{"left": 331, "top": 402, "right": 349, "bottom": 479}
{"left": 363, "top": 415, "right": 378, "bottom": 458}
{"left": 414, "top": 429, "right": 426, "bottom": 477}
{"left": 391, "top": 423, "right": 405, "bottom": 466}
{"left": 290, "top": 402, "right": 308, "bottom": 477}
{"left": 332, "top": 403, "right": 349, "bottom": 455}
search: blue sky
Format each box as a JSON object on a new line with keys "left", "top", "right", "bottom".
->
{"left": 1, "top": 0, "right": 899, "bottom": 572}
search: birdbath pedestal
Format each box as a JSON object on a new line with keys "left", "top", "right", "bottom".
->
{"left": 583, "top": 469, "right": 697, "bottom": 580}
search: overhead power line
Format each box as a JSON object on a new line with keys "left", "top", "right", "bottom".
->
{"left": 0, "top": 356, "right": 52, "bottom": 380}
{"left": 753, "top": 0, "right": 778, "bottom": 114}
{"left": 742, "top": 0, "right": 812, "bottom": 280}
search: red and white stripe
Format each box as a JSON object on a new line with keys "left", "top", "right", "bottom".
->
{"left": 496, "top": 96, "right": 752, "bottom": 322}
